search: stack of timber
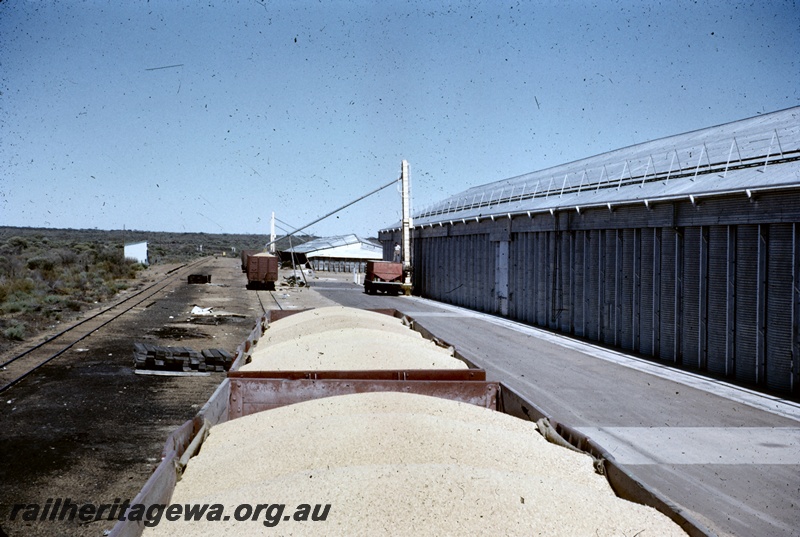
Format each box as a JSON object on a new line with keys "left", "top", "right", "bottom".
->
{"left": 133, "top": 342, "right": 233, "bottom": 372}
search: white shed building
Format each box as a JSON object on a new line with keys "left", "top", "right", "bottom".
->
{"left": 124, "top": 241, "right": 149, "bottom": 265}
{"left": 283, "top": 234, "right": 383, "bottom": 272}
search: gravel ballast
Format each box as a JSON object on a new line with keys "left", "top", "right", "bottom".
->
{"left": 146, "top": 392, "right": 687, "bottom": 536}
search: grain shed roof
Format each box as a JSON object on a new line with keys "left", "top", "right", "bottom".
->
{"left": 284, "top": 234, "right": 383, "bottom": 260}
{"left": 383, "top": 107, "right": 800, "bottom": 231}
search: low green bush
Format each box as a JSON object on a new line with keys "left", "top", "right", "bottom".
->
{"left": 26, "top": 256, "right": 56, "bottom": 271}
{"left": 3, "top": 320, "right": 26, "bottom": 341}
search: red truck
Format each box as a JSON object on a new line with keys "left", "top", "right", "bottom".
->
{"left": 364, "top": 261, "right": 404, "bottom": 295}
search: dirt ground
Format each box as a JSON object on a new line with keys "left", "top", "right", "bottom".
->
{"left": 0, "top": 256, "right": 339, "bottom": 536}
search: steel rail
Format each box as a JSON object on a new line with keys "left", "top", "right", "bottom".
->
{"left": 0, "top": 258, "right": 209, "bottom": 394}
{"left": 0, "top": 262, "right": 191, "bottom": 370}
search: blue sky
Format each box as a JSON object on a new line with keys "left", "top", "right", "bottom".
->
{"left": 1, "top": 0, "right": 798, "bottom": 237}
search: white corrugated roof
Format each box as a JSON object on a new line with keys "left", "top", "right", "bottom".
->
{"left": 382, "top": 107, "right": 800, "bottom": 230}
{"left": 284, "top": 234, "right": 382, "bottom": 259}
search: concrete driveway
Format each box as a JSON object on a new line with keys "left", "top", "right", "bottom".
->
{"left": 306, "top": 276, "right": 800, "bottom": 537}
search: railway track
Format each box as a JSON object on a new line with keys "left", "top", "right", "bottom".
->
{"left": 0, "top": 258, "right": 209, "bottom": 394}
{"left": 255, "top": 289, "right": 283, "bottom": 314}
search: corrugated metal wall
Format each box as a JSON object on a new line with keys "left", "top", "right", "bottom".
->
{"left": 410, "top": 232, "right": 496, "bottom": 313}
{"left": 706, "top": 225, "right": 730, "bottom": 377}
{"left": 639, "top": 229, "right": 656, "bottom": 356}
{"left": 383, "top": 191, "right": 800, "bottom": 396}
{"left": 767, "top": 223, "right": 794, "bottom": 392}
{"left": 735, "top": 224, "right": 760, "bottom": 385}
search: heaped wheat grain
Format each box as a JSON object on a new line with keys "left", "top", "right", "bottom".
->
{"left": 145, "top": 392, "right": 687, "bottom": 537}
{"left": 257, "top": 306, "right": 418, "bottom": 346}
{"left": 244, "top": 307, "right": 465, "bottom": 371}
{"left": 242, "top": 327, "right": 464, "bottom": 371}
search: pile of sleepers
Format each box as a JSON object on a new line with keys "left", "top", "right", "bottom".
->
{"left": 133, "top": 342, "right": 233, "bottom": 372}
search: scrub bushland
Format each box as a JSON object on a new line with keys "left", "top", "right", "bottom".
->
{"left": 0, "top": 234, "right": 143, "bottom": 343}
{"left": 0, "top": 226, "right": 282, "bottom": 347}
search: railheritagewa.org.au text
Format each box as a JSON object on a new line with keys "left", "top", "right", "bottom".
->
{"left": 9, "top": 498, "right": 331, "bottom": 528}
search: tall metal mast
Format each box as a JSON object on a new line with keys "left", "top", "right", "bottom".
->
{"left": 269, "top": 212, "right": 276, "bottom": 254}
{"left": 401, "top": 160, "right": 413, "bottom": 294}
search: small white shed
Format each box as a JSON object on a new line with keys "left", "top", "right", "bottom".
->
{"left": 124, "top": 241, "right": 149, "bottom": 265}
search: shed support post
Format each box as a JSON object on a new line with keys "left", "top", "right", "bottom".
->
{"left": 615, "top": 229, "right": 623, "bottom": 347}
{"left": 699, "top": 226, "right": 709, "bottom": 370}
{"left": 674, "top": 228, "right": 684, "bottom": 364}
{"left": 582, "top": 231, "right": 589, "bottom": 338}
{"left": 598, "top": 230, "right": 606, "bottom": 342}
{"left": 633, "top": 228, "right": 641, "bottom": 353}
{"left": 569, "top": 230, "right": 576, "bottom": 335}
{"left": 495, "top": 239, "right": 510, "bottom": 316}
{"left": 726, "top": 225, "right": 737, "bottom": 377}
{"left": 793, "top": 222, "right": 800, "bottom": 394}
{"left": 756, "top": 224, "right": 768, "bottom": 384}
{"left": 653, "top": 229, "right": 662, "bottom": 358}
{"left": 550, "top": 230, "right": 559, "bottom": 328}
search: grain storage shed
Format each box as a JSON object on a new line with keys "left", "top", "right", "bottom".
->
{"left": 123, "top": 241, "right": 149, "bottom": 265}
{"left": 379, "top": 107, "right": 800, "bottom": 396}
{"left": 283, "top": 234, "right": 383, "bottom": 272}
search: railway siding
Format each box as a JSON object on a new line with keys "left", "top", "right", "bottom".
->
{"left": 0, "top": 257, "right": 266, "bottom": 537}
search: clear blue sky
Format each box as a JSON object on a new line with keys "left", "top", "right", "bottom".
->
{"left": 1, "top": 0, "right": 798, "bottom": 237}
